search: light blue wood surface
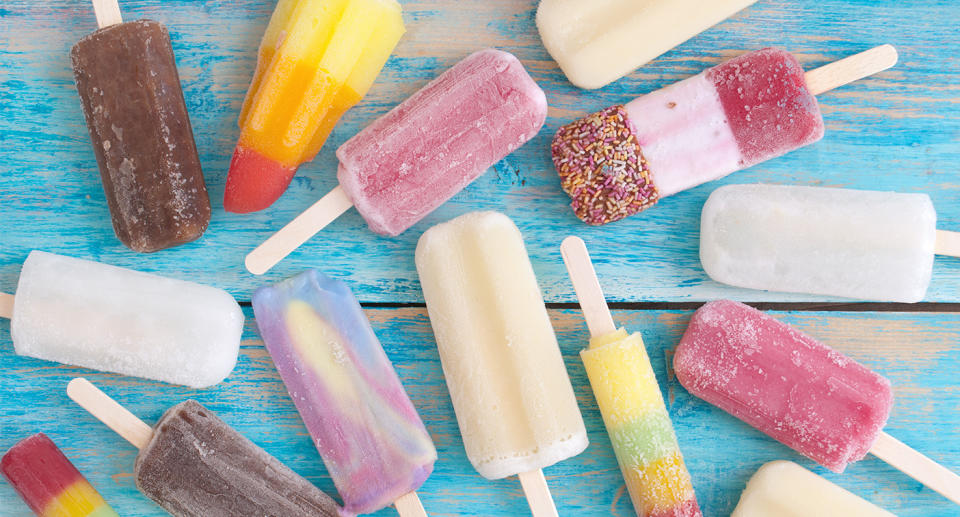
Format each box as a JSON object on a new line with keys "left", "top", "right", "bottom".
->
{"left": 0, "top": 0, "right": 958, "bottom": 302}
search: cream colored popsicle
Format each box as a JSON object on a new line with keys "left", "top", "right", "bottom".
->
{"left": 416, "top": 211, "right": 588, "bottom": 516}
{"left": 732, "top": 461, "right": 895, "bottom": 517}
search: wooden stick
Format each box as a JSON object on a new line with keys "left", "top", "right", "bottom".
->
{"left": 517, "top": 469, "right": 559, "bottom": 517}
{"left": 66, "top": 378, "right": 153, "bottom": 450}
{"left": 935, "top": 230, "right": 960, "bottom": 257}
{"left": 804, "top": 44, "right": 898, "bottom": 96}
{"left": 245, "top": 185, "right": 354, "bottom": 275}
{"left": 0, "top": 292, "right": 13, "bottom": 319}
{"left": 560, "top": 236, "right": 615, "bottom": 337}
{"left": 91, "top": 0, "right": 123, "bottom": 28}
{"left": 870, "top": 431, "right": 960, "bottom": 505}
{"left": 393, "top": 491, "right": 428, "bottom": 517}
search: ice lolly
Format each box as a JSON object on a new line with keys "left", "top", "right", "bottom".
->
{"left": 551, "top": 45, "right": 897, "bottom": 225}
{"left": 700, "top": 184, "right": 960, "bottom": 303}
{"left": 536, "top": 0, "right": 757, "bottom": 89}
{"left": 224, "top": 0, "right": 405, "bottom": 213}
{"left": 0, "top": 250, "right": 242, "bottom": 388}
{"left": 416, "top": 211, "right": 587, "bottom": 516}
{"left": 245, "top": 49, "right": 548, "bottom": 275}
{"left": 66, "top": 378, "right": 341, "bottom": 517}
{"left": 561, "top": 236, "right": 700, "bottom": 517}
{"left": 252, "top": 270, "right": 436, "bottom": 515}
{"left": 71, "top": 0, "right": 210, "bottom": 252}
{"left": 2, "top": 433, "right": 119, "bottom": 517}
{"left": 674, "top": 300, "right": 960, "bottom": 504}
{"left": 732, "top": 460, "right": 895, "bottom": 517}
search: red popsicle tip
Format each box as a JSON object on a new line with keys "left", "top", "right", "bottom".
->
{"left": 224, "top": 145, "right": 298, "bottom": 213}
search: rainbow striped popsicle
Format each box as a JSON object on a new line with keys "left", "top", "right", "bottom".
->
{"left": 1, "top": 434, "right": 118, "bottom": 517}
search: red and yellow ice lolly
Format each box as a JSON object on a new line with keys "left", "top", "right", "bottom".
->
{"left": 224, "top": 0, "right": 405, "bottom": 213}
{"left": 1, "top": 433, "right": 118, "bottom": 517}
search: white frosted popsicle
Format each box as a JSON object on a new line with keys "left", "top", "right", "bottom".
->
{"left": 2, "top": 251, "right": 243, "bottom": 387}
{"left": 732, "top": 461, "right": 895, "bottom": 517}
{"left": 700, "top": 184, "right": 960, "bottom": 302}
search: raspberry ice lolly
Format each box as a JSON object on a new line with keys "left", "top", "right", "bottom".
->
{"left": 0, "top": 251, "right": 242, "bottom": 387}
{"left": 674, "top": 300, "right": 960, "bottom": 504}
{"left": 561, "top": 237, "right": 700, "bottom": 517}
{"left": 2, "top": 433, "right": 119, "bottom": 517}
{"left": 252, "top": 270, "right": 436, "bottom": 516}
{"left": 71, "top": 0, "right": 210, "bottom": 252}
{"left": 67, "top": 378, "right": 341, "bottom": 517}
{"left": 700, "top": 184, "right": 960, "bottom": 302}
{"left": 536, "top": 0, "right": 757, "bottom": 89}
{"left": 551, "top": 45, "right": 897, "bottom": 225}
{"left": 224, "top": 0, "right": 405, "bottom": 213}
{"left": 245, "top": 49, "right": 548, "bottom": 275}
{"left": 416, "top": 212, "right": 587, "bottom": 516}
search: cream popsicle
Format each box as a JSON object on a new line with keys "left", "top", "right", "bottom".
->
{"left": 674, "top": 300, "right": 960, "bottom": 504}
{"left": 0, "top": 250, "right": 242, "bottom": 388}
{"left": 2, "top": 433, "right": 119, "bottom": 517}
{"left": 551, "top": 45, "right": 897, "bottom": 225}
{"left": 71, "top": 1, "right": 210, "bottom": 252}
{"left": 245, "top": 49, "right": 547, "bottom": 275}
{"left": 561, "top": 237, "right": 700, "bottom": 517}
{"left": 536, "top": 0, "right": 757, "bottom": 89}
{"left": 700, "top": 184, "right": 960, "bottom": 302}
{"left": 224, "top": 0, "right": 405, "bottom": 213}
{"left": 416, "top": 211, "right": 587, "bottom": 516}
{"left": 252, "top": 270, "right": 436, "bottom": 515}
{"left": 66, "top": 378, "right": 341, "bottom": 517}
{"left": 732, "top": 461, "right": 895, "bottom": 517}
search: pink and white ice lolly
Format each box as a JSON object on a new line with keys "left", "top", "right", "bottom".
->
{"left": 246, "top": 49, "right": 547, "bottom": 274}
{"left": 252, "top": 270, "right": 437, "bottom": 515}
{"left": 551, "top": 45, "right": 897, "bottom": 225}
{"left": 674, "top": 300, "right": 960, "bottom": 504}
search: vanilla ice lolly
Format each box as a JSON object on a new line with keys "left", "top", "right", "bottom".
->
{"left": 674, "top": 300, "right": 960, "bottom": 505}
{"left": 700, "top": 184, "right": 960, "bottom": 303}
{"left": 66, "top": 378, "right": 341, "bottom": 517}
{"left": 0, "top": 251, "right": 242, "bottom": 388}
{"left": 71, "top": 0, "right": 210, "bottom": 252}
{"left": 732, "top": 461, "right": 895, "bottom": 517}
{"left": 416, "top": 212, "right": 588, "bottom": 517}
{"left": 561, "top": 237, "right": 701, "bottom": 517}
{"left": 551, "top": 45, "right": 898, "bottom": 225}
{"left": 536, "top": 0, "right": 757, "bottom": 89}
{"left": 245, "top": 49, "right": 547, "bottom": 275}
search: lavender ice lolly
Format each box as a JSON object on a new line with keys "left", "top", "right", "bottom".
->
{"left": 253, "top": 270, "right": 436, "bottom": 516}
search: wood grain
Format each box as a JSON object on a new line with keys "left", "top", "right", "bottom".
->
{"left": 0, "top": 307, "right": 957, "bottom": 516}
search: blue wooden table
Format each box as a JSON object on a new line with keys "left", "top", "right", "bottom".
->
{"left": 1, "top": 0, "right": 958, "bottom": 515}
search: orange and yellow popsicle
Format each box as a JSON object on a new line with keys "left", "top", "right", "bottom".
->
{"left": 225, "top": 0, "right": 404, "bottom": 213}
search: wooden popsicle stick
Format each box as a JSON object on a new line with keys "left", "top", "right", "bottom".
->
{"left": 393, "top": 491, "right": 427, "bottom": 517}
{"left": 517, "top": 469, "right": 559, "bottom": 517}
{"left": 0, "top": 292, "right": 13, "bottom": 319}
{"left": 560, "top": 236, "right": 616, "bottom": 337}
{"left": 91, "top": 0, "right": 123, "bottom": 28}
{"left": 804, "top": 44, "right": 898, "bottom": 96}
{"left": 870, "top": 431, "right": 960, "bottom": 505}
{"left": 245, "top": 186, "right": 354, "bottom": 275}
{"left": 66, "top": 377, "right": 153, "bottom": 450}
{"left": 935, "top": 230, "right": 960, "bottom": 257}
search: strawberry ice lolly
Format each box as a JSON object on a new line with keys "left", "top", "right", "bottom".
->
{"left": 551, "top": 45, "right": 897, "bottom": 225}
{"left": 252, "top": 270, "right": 436, "bottom": 516}
{"left": 674, "top": 300, "right": 960, "bottom": 504}
{"left": 700, "top": 184, "right": 960, "bottom": 302}
{"left": 245, "top": 49, "right": 547, "bottom": 275}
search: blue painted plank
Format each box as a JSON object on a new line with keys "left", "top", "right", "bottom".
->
{"left": 0, "top": 308, "right": 957, "bottom": 515}
{"left": 1, "top": 0, "right": 958, "bottom": 303}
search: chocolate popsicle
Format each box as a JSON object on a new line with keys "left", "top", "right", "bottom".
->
{"left": 71, "top": 0, "right": 210, "bottom": 253}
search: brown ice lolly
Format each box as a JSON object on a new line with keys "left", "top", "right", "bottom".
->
{"left": 67, "top": 378, "right": 342, "bottom": 517}
{"left": 70, "top": 0, "right": 210, "bottom": 253}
